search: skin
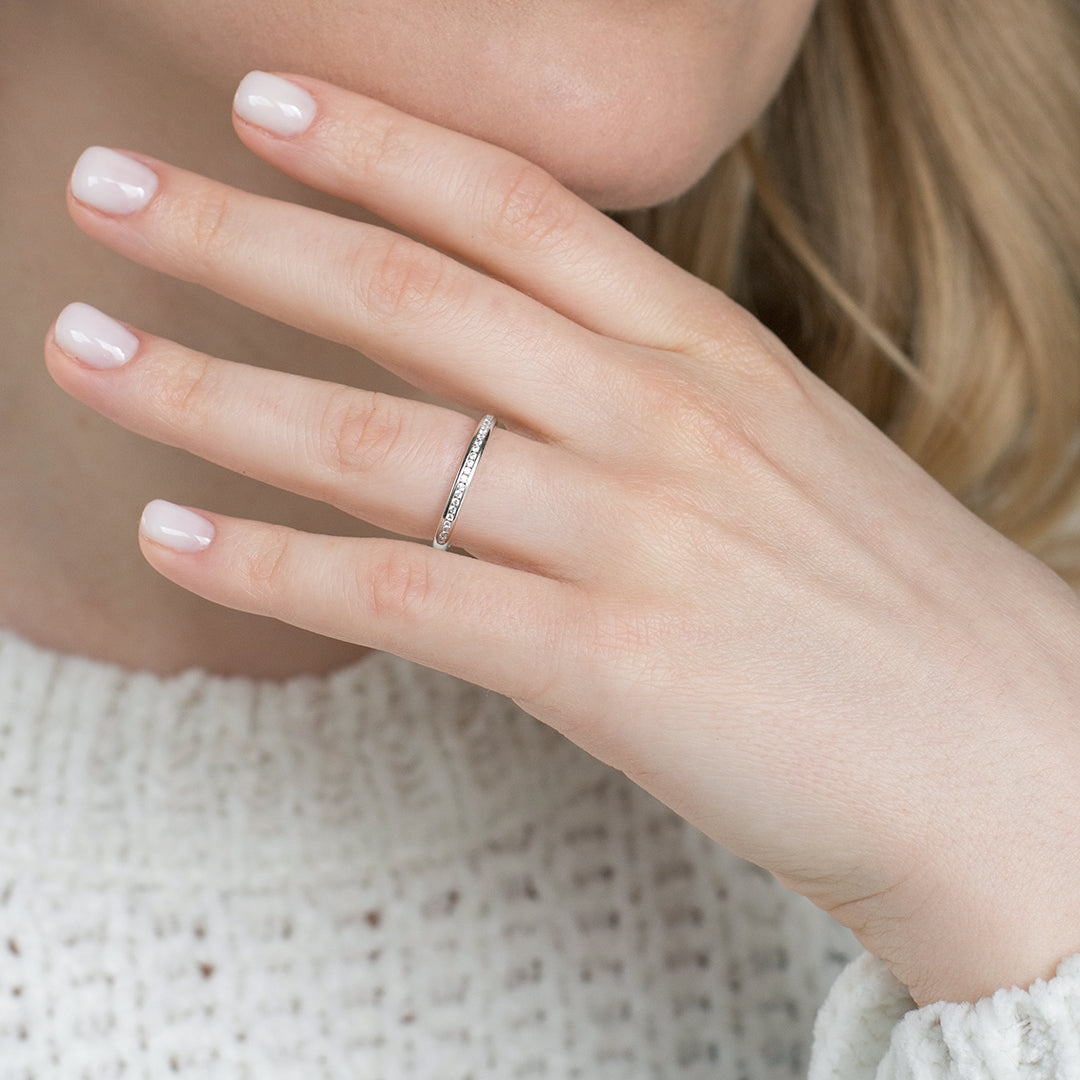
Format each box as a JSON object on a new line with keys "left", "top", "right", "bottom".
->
{"left": 45, "top": 74, "right": 1080, "bottom": 1007}
{"left": 61, "top": 0, "right": 821, "bottom": 209}
{"left": 0, "top": 0, "right": 815, "bottom": 675}
{"left": 7, "top": 0, "right": 1080, "bottom": 1012}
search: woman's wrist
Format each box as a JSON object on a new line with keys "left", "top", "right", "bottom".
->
{"left": 899, "top": 898, "right": 1080, "bottom": 1008}
{"left": 854, "top": 728, "right": 1080, "bottom": 1006}
{"left": 818, "top": 582, "right": 1080, "bottom": 1007}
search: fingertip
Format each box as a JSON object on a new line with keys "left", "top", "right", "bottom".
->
{"left": 139, "top": 499, "right": 216, "bottom": 554}
{"left": 69, "top": 146, "right": 160, "bottom": 217}
{"left": 233, "top": 70, "right": 317, "bottom": 138}
{"left": 51, "top": 302, "right": 140, "bottom": 370}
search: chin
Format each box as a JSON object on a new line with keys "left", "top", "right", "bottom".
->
{"left": 311, "top": 22, "right": 739, "bottom": 211}
{"left": 435, "top": 62, "right": 733, "bottom": 212}
{"left": 538, "top": 107, "right": 726, "bottom": 211}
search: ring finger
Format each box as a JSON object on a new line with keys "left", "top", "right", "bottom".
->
{"left": 46, "top": 304, "right": 619, "bottom": 580}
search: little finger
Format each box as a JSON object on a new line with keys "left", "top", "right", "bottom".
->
{"left": 137, "top": 507, "right": 587, "bottom": 706}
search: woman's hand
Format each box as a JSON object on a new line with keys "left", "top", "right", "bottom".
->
{"left": 47, "top": 71, "right": 1080, "bottom": 1006}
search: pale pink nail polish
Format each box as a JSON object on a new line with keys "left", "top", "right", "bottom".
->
{"left": 55, "top": 302, "right": 139, "bottom": 369}
{"left": 233, "top": 72, "right": 317, "bottom": 137}
{"left": 140, "top": 500, "right": 215, "bottom": 553}
{"left": 71, "top": 147, "right": 158, "bottom": 215}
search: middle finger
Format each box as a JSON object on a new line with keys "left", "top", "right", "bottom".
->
{"left": 66, "top": 146, "right": 634, "bottom": 451}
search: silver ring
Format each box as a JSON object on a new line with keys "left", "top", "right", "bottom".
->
{"left": 433, "top": 414, "right": 497, "bottom": 550}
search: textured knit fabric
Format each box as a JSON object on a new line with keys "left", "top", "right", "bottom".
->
{"left": 810, "top": 952, "right": 1080, "bottom": 1079}
{"left": 0, "top": 626, "right": 1077, "bottom": 1079}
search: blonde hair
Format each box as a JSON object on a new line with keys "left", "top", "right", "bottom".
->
{"left": 620, "top": 0, "right": 1080, "bottom": 586}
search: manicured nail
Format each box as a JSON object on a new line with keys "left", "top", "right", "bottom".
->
{"left": 140, "top": 500, "right": 215, "bottom": 553}
{"left": 234, "top": 71, "right": 317, "bottom": 137}
{"left": 71, "top": 146, "right": 158, "bottom": 215}
{"left": 54, "top": 302, "right": 139, "bottom": 369}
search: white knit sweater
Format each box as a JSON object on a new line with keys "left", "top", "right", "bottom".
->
{"left": 0, "top": 626, "right": 1077, "bottom": 1078}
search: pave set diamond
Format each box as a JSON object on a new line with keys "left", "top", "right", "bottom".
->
{"left": 434, "top": 414, "right": 496, "bottom": 549}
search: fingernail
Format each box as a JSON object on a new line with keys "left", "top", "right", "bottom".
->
{"left": 71, "top": 146, "right": 159, "bottom": 215}
{"left": 54, "top": 302, "right": 139, "bottom": 369}
{"left": 234, "top": 71, "right": 317, "bottom": 137}
{"left": 140, "top": 500, "right": 215, "bottom": 553}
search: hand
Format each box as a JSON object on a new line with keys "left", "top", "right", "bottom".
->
{"left": 48, "top": 72, "right": 1080, "bottom": 1006}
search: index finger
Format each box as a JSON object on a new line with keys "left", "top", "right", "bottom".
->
{"left": 231, "top": 71, "right": 733, "bottom": 353}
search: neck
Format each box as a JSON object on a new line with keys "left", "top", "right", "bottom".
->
{"left": 0, "top": 4, "right": 377, "bottom": 677}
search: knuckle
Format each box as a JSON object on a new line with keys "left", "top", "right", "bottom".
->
{"left": 692, "top": 306, "right": 814, "bottom": 403}
{"left": 148, "top": 350, "right": 219, "bottom": 424}
{"left": 481, "top": 160, "right": 580, "bottom": 253}
{"left": 755, "top": 337, "right": 817, "bottom": 406}
{"left": 242, "top": 530, "right": 295, "bottom": 602}
{"left": 690, "top": 398, "right": 764, "bottom": 469}
{"left": 319, "top": 388, "right": 405, "bottom": 480}
{"left": 184, "top": 188, "right": 237, "bottom": 266}
{"left": 344, "top": 108, "right": 414, "bottom": 185}
{"left": 727, "top": 340, "right": 818, "bottom": 431}
{"left": 627, "top": 336, "right": 815, "bottom": 473}
{"left": 628, "top": 361, "right": 759, "bottom": 468}
{"left": 365, "top": 545, "right": 434, "bottom": 625}
{"left": 353, "top": 232, "right": 460, "bottom": 322}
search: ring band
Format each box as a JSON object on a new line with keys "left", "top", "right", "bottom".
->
{"left": 433, "top": 414, "right": 497, "bottom": 550}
